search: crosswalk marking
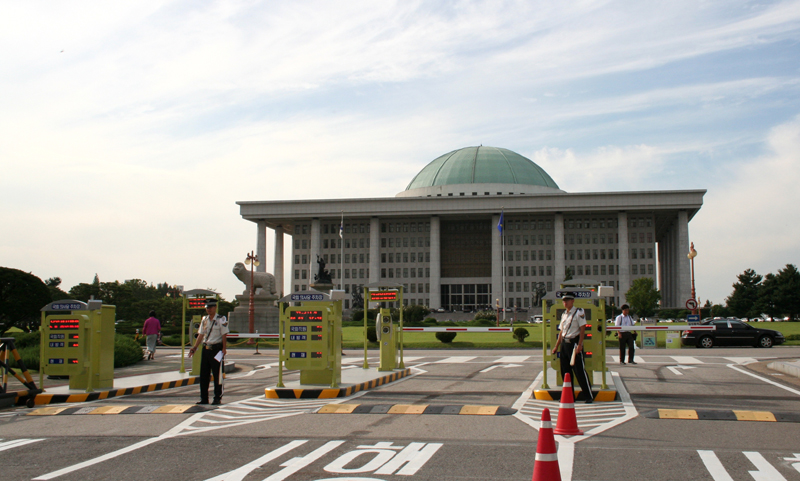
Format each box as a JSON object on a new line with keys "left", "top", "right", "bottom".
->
{"left": 495, "top": 356, "right": 530, "bottom": 363}
{"left": 670, "top": 356, "right": 702, "bottom": 364}
{"left": 434, "top": 356, "right": 475, "bottom": 364}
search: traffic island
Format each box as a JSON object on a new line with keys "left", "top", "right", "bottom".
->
{"left": 265, "top": 367, "right": 411, "bottom": 399}
{"left": 532, "top": 368, "right": 618, "bottom": 402}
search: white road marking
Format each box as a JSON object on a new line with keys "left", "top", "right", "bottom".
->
{"left": 0, "top": 438, "right": 45, "bottom": 452}
{"left": 264, "top": 441, "right": 345, "bottom": 481}
{"left": 728, "top": 364, "right": 800, "bottom": 396}
{"left": 698, "top": 450, "right": 734, "bottom": 481}
{"left": 723, "top": 357, "right": 758, "bottom": 364}
{"left": 744, "top": 451, "right": 787, "bottom": 481}
{"left": 204, "top": 440, "right": 308, "bottom": 481}
{"left": 670, "top": 356, "right": 702, "bottom": 364}
{"left": 434, "top": 356, "right": 475, "bottom": 363}
{"left": 496, "top": 356, "right": 530, "bottom": 363}
{"left": 667, "top": 366, "right": 696, "bottom": 375}
{"left": 479, "top": 363, "right": 522, "bottom": 373}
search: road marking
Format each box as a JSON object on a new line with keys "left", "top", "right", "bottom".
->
{"left": 667, "top": 365, "right": 696, "bottom": 375}
{"left": 434, "top": 356, "right": 475, "bottom": 364}
{"left": 670, "top": 356, "right": 702, "bottom": 364}
{"left": 698, "top": 450, "right": 734, "bottom": 481}
{"left": 0, "top": 438, "right": 45, "bottom": 452}
{"left": 263, "top": 441, "right": 345, "bottom": 481}
{"left": 723, "top": 357, "right": 758, "bottom": 364}
{"left": 495, "top": 356, "right": 530, "bottom": 363}
{"left": 204, "top": 440, "right": 308, "bottom": 481}
{"left": 479, "top": 363, "right": 521, "bottom": 373}
{"left": 728, "top": 364, "right": 800, "bottom": 397}
{"left": 744, "top": 451, "right": 788, "bottom": 481}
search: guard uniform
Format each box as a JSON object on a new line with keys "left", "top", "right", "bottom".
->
{"left": 558, "top": 306, "right": 594, "bottom": 402}
{"left": 197, "top": 311, "right": 229, "bottom": 404}
{"left": 615, "top": 311, "right": 636, "bottom": 364}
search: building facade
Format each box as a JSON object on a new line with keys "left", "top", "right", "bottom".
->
{"left": 238, "top": 146, "right": 704, "bottom": 311}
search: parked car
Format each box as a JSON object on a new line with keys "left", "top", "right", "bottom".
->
{"left": 681, "top": 318, "right": 785, "bottom": 348}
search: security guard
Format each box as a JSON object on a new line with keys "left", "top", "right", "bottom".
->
{"left": 189, "top": 299, "right": 228, "bottom": 405}
{"left": 551, "top": 293, "right": 594, "bottom": 403}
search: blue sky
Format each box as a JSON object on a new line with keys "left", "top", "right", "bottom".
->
{"left": 2, "top": 0, "right": 799, "bottom": 307}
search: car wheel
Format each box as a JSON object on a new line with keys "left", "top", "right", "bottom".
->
{"left": 758, "top": 335, "right": 773, "bottom": 348}
{"left": 698, "top": 336, "right": 714, "bottom": 348}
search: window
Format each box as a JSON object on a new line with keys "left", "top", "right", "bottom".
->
{"left": 632, "top": 265, "right": 638, "bottom": 275}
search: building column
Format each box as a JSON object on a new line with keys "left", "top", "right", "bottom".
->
{"left": 310, "top": 219, "right": 321, "bottom": 285}
{"left": 274, "top": 225, "right": 284, "bottom": 297}
{"left": 370, "top": 217, "right": 380, "bottom": 284}
{"left": 256, "top": 221, "right": 267, "bottom": 273}
{"left": 657, "top": 236, "right": 665, "bottom": 306}
{"left": 491, "top": 214, "right": 503, "bottom": 311}
{"left": 677, "top": 211, "right": 691, "bottom": 308}
{"left": 429, "top": 216, "right": 441, "bottom": 310}
{"left": 617, "top": 212, "right": 631, "bottom": 303}
{"left": 554, "top": 213, "right": 565, "bottom": 286}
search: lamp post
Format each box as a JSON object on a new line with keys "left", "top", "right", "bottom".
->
{"left": 687, "top": 242, "right": 698, "bottom": 316}
{"left": 245, "top": 251, "right": 260, "bottom": 334}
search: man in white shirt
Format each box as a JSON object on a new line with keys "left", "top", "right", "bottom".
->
{"left": 551, "top": 294, "right": 594, "bottom": 403}
{"left": 614, "top": 304, "right": 636, "bottom": 365}
{"left": 189, "top": 299, "right": 229, "bottom": 405}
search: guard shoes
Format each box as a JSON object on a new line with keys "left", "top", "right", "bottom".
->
{"left": 196, "top": 400, "right": 209, "bottom": 405}
{"left": 211, "top": 398, "right": 222, "bottom": 405}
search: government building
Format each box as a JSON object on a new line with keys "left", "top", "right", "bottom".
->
{"left": 237, "top": 146, "right": 704, "bottom": 311}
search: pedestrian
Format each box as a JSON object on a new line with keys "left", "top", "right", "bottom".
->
{"left": 188, "top": 299, "right": 228, "bottom": 405}
{"left": 142, "top": 311, "right": 161, "bottom": 361}
{"left": 614, "top": 304, "right": 636, "bottom": 365}
{"left": 551, "top": 294, "right": 594, "bottom": 403}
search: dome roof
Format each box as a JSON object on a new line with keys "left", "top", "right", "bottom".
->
{"left": 399, "top": 146, "right": 561, "bottom": 197}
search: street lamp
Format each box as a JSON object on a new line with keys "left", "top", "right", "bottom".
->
{"left": 687, "top": 242, "right": 698, "bottom": 316}
{"left": 245, "top": 251, "right": 260, "bottom": 334}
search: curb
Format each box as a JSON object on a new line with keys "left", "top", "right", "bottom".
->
{"left": 13, "top": 377, "right": 199, "bottom": 407}
{"left": 317, "top": 403, "right": 516, "bottom": 415}
{"left": 533, "top": 388, "right": 618, "bottom": 402}
{"left": 265, "top": 368, "right": 411, "bottom": 399}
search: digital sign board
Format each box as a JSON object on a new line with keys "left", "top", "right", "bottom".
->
{"left": 48, "top": 319, "right": 80, "bottom": 330}
{"left": 369, "top": 291, "right": 398, "bottom": 302}
{"left": 289, "top": 310, "right": 323, "bottom": 322}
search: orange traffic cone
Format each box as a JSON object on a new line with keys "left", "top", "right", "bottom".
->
{"left": 532, "top": 408, "right": 561, "bottom": 481}
{"left": 553, "top": 373, "right": 583, "bottom": 436}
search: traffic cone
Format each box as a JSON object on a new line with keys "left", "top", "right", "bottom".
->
{"left": 532, "top": 408, "right": 561, "bottom": 481}
{"left": 553, "top": 373, "right": 583, "bottom": 436}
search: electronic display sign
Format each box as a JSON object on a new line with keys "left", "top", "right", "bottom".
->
{"left": 369, "top": 291, "right": 398, "bottom": 301}
{"left": 289, "top": 310, "right": 323, "bottom": 322}
{"left": 49, "top": 319, "right": 80, "bottom": 330}
{"left": 188, "top": 298, "right": 209, "bottom": 309}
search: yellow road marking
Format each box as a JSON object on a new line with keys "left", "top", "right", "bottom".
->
{"left": 733, "top": 411, "right": 776, "bottom": 422}
{"left": 658, "top": 409, "right": 698, "bottom": 420}
{"left": 388, "top": 404, "right": 428, "bottom": 414}
{"left": 318, "top": 404, "right": 359, "bottom": 414}
{"left": 460, "top": 405, "right": 499, "bottom": 415}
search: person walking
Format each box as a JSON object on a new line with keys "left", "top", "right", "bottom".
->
{"left": 615, "top": 304, "right": 636, "bottom": 365}
{"left": 551, "top": 294, "right": 594, "bottom": 403}
{"left": 188, "top": 299, "right": 228, "bottom": 405}
{"left": 142, "top": 311, "right": 161, "bottom": 361}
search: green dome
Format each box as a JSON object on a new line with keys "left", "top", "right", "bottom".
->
{"left": 403, "top": 146, "right": 560, "bottom": 194}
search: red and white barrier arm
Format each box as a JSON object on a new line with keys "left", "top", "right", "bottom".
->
{"left": 226, "top": 333, "right": 280, "bottom": 339}
{"left": 606, "top": 325, "right": 715, "bottom": 331}
{"left": 402, "top": 327, "right": 513, "bottom": 332}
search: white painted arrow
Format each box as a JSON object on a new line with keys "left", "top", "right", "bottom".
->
{"left": 480, "top": 363, "right": 522, "bottom": 373}
{"left": 667, "top": 365, "right": 696, "bottom": 375}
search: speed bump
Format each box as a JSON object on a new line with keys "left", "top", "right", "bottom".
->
{"left": 317, "top": 403, "right": 516, "bottom": 416}
{"left": 646, "top": 409, "right": 798, "bottom": 422}
{"left": 26, "top": 404, "right": 211, "bottom": 416}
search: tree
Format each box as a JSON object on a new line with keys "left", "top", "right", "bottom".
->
{"left": 726, "top": 269, "right": 763, "bottom": 318}
{"left": 0, "top": 267, "right": 52, "bottom": 333}
{"left": 45, "top": 277, "right": 70, "bottom": 301}
{"left": 625, "top": 277, "right": 661, "bottom": 318}
{"left": 564, "top": 267, "right": 573, "bottom": 282}
{"left": 756, "top": 273, "right": 779, "bottom": 318}
{"left": 774, "top": 264, "right": 800, "bottom": 321}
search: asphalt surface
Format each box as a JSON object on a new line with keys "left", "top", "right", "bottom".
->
{"left": 2, "top": 346, "right": 800, "bottom": 481}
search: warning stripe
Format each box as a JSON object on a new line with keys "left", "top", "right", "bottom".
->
{"left": 26, "top": 404, "right": 211, "bottom": 416}
{"left": 646, "top": 409, "right": 800, "bottom": 422}
{"left": 264, "top": 369, "right": 411, "bottom": 399}
{"left": 14, "top": 377, "right": 198, "bottom": 407}
{"left": 316, "top": 403, "right": 515, "bottom": 416}
{"left": 533, "top": 389, "right": 617, "bottom": 402}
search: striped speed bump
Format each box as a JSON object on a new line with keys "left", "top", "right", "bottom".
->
{"left": 265, "top": 368, "right": 411, "bottom": 399}
{"left": 14, "top": 377, "right": 199, "bottom": 407}
{"left": 646, "top": 409, "right": 800, "bottom": 423}
{"left": 26, "top": 404, "right": 212, "bottom": 416}
{"left": 317, "top": 403, "right": 516, "bottom": 416}
{"left": 533, "top": 389, "right": 617, "bottom": 402}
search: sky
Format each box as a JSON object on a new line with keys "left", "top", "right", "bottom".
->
{"left": 2, "top": 0, "right": 799, "bottom": 307}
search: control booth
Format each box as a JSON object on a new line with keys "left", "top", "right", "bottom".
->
{"left": 39, "top": 299, "right": 116, "bottom": 392}
{"left": 541, "top": 282, "right": 614, "bottom": 390}
{"left": 277, "top": 290, "right": 344, "bottom": 388}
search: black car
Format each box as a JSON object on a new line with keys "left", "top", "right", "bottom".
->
{"left": 681, "top": 318, "right": 785, "bottom": 348}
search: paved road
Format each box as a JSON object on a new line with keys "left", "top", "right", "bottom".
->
{"left": 2, "top": 347, "right": 800, "bottom": 480}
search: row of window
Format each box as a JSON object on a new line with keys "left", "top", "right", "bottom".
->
{"left": 630, "top": 232, "right": 653, "bottom": 244}
{"left": 381, "top": 252, "right": 430, "bottom": 263}
{"left": 382, "top": 222, "right": 430, "bottom": 233}
{"left": 381, "top": 267, "right": 430, "bottom": 279}
{"left": 564, "top": 218, "right": 617, "bottom": 230}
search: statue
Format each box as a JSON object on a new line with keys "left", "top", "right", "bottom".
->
{"left": 232, "top": 262, "right": 278, "bottom": 300}
{"left": 314, "top": 255, "right": 332, "bottom": 285}
{"left": 351, "top": 288, "right": 364, "bottom": 309}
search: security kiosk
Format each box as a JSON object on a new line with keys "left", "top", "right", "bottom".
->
{"left": 277, "top": 290, "right": 343, "bottom": 388}
{"left": 376, "top": 309, "right": 399, "bottom": 371}
{"left": 541, "top": 281, "right": 614, "bottom": 390}
{"left": 40, "top": 300, "right": 115, "bottom": 392}
{"left": 181, "top": 289, "right": 219, "bottom": 375}
{"left": 363, "top": 282, "right": 405, "bottom": 370}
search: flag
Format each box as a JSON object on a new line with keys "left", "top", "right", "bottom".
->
{"left": 339, "top": 222, "right": 343, "bottom": 238}
{"left": 497, "top": 212, "right": 504, "bottom": 233}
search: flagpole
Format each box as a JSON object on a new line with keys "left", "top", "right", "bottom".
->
{"left": 498, "top": 209, "right": 506, "bottom": 324}
{"left": 339, "top": 212, "right": 344, "bottom": 292}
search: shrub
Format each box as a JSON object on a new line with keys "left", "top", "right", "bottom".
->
{"left": 470, "top": 319, "right": 496, "bottom": 327}
{"left": 474, "top": 310, "right": 497, "bottom": 322}
{"left": 513, "top": 327, "right": 530, "bottom": 343}
{"left": 8, "top": 331, "right": 40, "bottom": 349}
{"left": 114, "top": 334, "right": 143, "bottom": 368}
{"left": 366, "top": 326, "right": 377, "bottom": 343}
{"left": 435, "top": 332, "right": 457, "bottom": 343}
{"left": 424, "top": 317, "right": 437, "bottom": 324}
{"left": 11, "top": 346, "right": 40, "bottom": 372}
